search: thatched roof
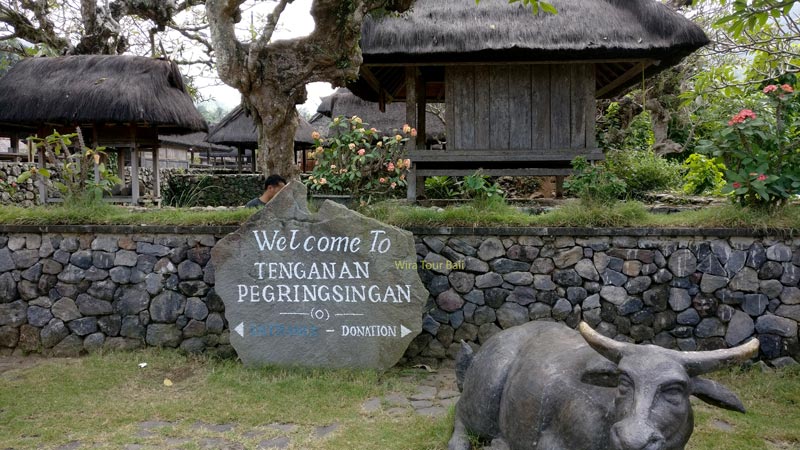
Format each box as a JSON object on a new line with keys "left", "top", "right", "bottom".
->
{"left": 159, "top": 132, "right": 232, "bottom": 152}
{"left": 313, "top": 88, "right": 446, "bottom": 142}
{"left": 361, "top": 0, "right": 707, "bottom": 64}
{"left": 351, "top": 0, "right": 708, "bottom": 100}
{"left": 205, "top": 105, "right": 317, "bottom": 146}
{"left": 0, "top": 55, "right": 207, "bottom": 133}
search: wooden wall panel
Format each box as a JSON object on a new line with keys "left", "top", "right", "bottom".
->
{"left": 531, "top": 65, "right": 551, "bottom": 150}
{"left": 570, "top": 64, "right": 588, "bottom": 148}
{"left": 508, "top": 65, "right": 532, "bottom": 149}
{"left": 489, "top": 66, "right": 510, "bottom": 149}
{"left": 445, "top": 67, "right": 456, "bottom": 149}
{"left": 474, "top": 66, "right": 491, "bottom": 149}
{"left": 550, "top": 64, "right": 571, "bottom": 149}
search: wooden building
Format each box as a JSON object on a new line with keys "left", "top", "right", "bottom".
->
{"left": 0, "top": 55, "right": 207, "bottom": 204}
{"left": 158, "top": 132, "right": 234, "bottom": 169}
{"left": 205, "top": 105, "right": 317, "bottom": 173}
{"left": 348, "top": 0, "right": 709, "bottom": 200}
{"left": 311, "top": 87, "right": 446, "bottom": 148}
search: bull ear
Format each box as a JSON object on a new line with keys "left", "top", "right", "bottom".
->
{"left": 690, "top": 377, "right": 746, "bottom": 413}
{"left": 581, "top": 358, "right": 620, "bottom": 387}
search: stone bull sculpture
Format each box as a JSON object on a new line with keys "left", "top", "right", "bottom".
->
{"left": 449, "top": 321, "right": 759, "bottom": 450}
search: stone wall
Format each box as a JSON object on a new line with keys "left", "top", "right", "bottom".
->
{"left": 0, "top": 226, "right": 798, "bottom": 366}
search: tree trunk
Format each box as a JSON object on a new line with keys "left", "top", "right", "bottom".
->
{"left": 247, "top": 88, "right": 300, "bottom": 178}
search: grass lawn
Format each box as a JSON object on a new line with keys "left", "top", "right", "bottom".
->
{"left": 1, "top": 199, "right": 799, "bottom": 231}
{"left": 0, "top": 350, "right": 798, "bottom": 450}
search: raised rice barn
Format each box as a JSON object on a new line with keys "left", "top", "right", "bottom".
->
{"left": 206, "top": 105, "right": 317, "bottom": 173}
{"left": 348, "top": 0, "right": 709, "bottom": 200}
{"left": 0, "top": 55, "right": 207, "bottom": 204}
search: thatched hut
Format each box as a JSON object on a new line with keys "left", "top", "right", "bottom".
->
{"left": 205, "top": 105, "right": 317, "bottom": 173}
{"left": 158, "top": 132, "right": 234, "bottom": 169}
{"left": 311, "top": 88, "right": 446, "bottom": 146}
{"left": 0, "top": 55, "right": 207, "bottom": 204}
{"left": 348, "top": 0, "right": 709, "bottom": 200}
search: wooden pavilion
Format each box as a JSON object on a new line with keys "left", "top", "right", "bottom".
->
{"left": 205, "top": 105, "right": 317, "bottom": 173}
{"left": 311, "top": 87, "right": 447, "bottom": 147}
{"left": 348, "top": 0, "right": 709, "bottom": 200}
{"left": 0, "top": 55, "right": 207, "bottom": 204}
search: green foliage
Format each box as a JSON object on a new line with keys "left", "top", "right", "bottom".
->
{"left": 424, "top": 176, "right": 458, "bottom": 199}
{"left": 305, "top": 115, "right": 411, "bottom": 200}
{"left": 696, "top": 83, "right": 800, "bottom": 208}
{"left": 162, "top": 171, "right": 263, "bottom": 207}
{"left": 459, "top": 172, "right": 504, "bottom": 200}
{"left": 623, "top": 111, "right": 656, "bottom": 151}
{"left": 563, "top": 156, "right": 627, "bottom": 204}
{"left": 20, "top": 129, "right": 120, "bottom": 206}
{"left": 475, "top": 0, "right": 557, "bottom": 14}
{"left": 162, "top": 174, "right": 221, "bottom": 207}
{"left": 605, "top": 149, "right": 682, "bottom": 198}
{"left": 682, "top": 153, "right": 727, "bottom": 196}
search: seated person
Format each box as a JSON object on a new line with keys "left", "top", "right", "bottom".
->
{"left": 245, "top": 174, "right": 286, "bottom": 208}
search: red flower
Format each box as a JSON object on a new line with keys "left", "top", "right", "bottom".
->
{"left": 781, "top": 84, "right": 794, "bottom": 93}
{"left": 763, "top": 84, "right": 778, "bottom": 94}
{"left": 757, "top": 174, "right": 767, "bottom": 181}
{"left": 732, "top": 182, "right": 742, "bottom": 189}
{"left": 728, "top": 109, "right": 757, "bottom": 126}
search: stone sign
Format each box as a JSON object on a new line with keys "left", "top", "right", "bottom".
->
{"left": 211, "top": 182, "right": 427, "bottom": 369}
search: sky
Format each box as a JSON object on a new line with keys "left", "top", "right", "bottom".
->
{"left": 194, "top": 0, "right": 335, "bottom": 118}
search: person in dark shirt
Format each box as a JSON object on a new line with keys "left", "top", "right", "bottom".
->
{"left": 245, "top": 174, "right": 287, "bottom": 208}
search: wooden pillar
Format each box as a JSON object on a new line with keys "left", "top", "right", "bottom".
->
{"left": 10, "top": 135, "right": 18, "bottom": 152}
{"left": 555, "top": 175, "right": 565, "bottom": 198}
{"left": 130, "top": 131, "right": 139, "bottom": 205}
{"left": 237, "top": 147, "right": 243, "bottom": 173}
{"left": 117, "top": 149, "right": 126, "bottom": 184}
{"left": 406, "top": 66, "right": 420, "bottom": 202}
{"left": 152, "top": 146, "right": 160, "bottom": 203}
{"left": 416, "top": 75, "right": 427, "bottom": 150}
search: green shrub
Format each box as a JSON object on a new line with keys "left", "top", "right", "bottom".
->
{"left": 459, "top": 172, "right": 504, "bottom": 200}
{"left": 563, "top": 156, "right": 627, "bottom": 204}
{"left": 605, "top": 149, "right": 682, "bottom": 198}
{"left": 682, "top": 153, "right": 727, "bottom": 195}
{"left": 424, "top": 176, "right": 458, "bottom": 199}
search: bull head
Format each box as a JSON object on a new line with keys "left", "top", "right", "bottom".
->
{"left": 577, "top": 322, "right": 758, "bottom": 450}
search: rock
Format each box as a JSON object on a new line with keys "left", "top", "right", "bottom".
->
{"left": 643, "top": 286, "right": 668, "bottom": 311}
{"left": 553, "top": 246, "right": 583, "bottom": 268}
{"left": 120, "top": 315, "right": 145, "bottom": 339}
{"left": 496, "top": 303, "right": 528, "bottom": 329}
{"left": 463, "top": 290, "right": 485, "bottom": 305}
{"left": 477, "top": 238, "right": 505, "bottom": 261}
{"left": 755, "top": 315, "right": 798, "bottom": 337}
{"left": 68, "top": 317, "right": 98, "bottom": 336}
{"left": 725, "top": 250, "right": 747, "bottom": 277}
{"left": 76, "top": 294, "right": 112, "bottom": 316}
{"left": 700, "top": 274, "right": 729, "bottom": 294}
{"left": 478, "top": 323, "right": 502, "bottom": 344}
{"left": 182, "top": 319, "right": 206, "bottom": 338}
{"left": 653, "top": 268, "right": 673, "bottom": 284}
{"left": 567, "top": 287, "right": 588, "bottom": 305}
{"left": 676, "top": 308, "right": 700, "bottom": 326}
{"left": 717, "top": 304, "right": 735, "bottom": 322}
{"left": 83, "top": 332, "right": 105, "bottom": 353}
{"left": 109, "top": 267, "right": 131, "bottom": 284}
{"left": 490, "top": 258, "right": 530, "bottom": 274}
{"left": 729, "top": 268, "right": 759, "bottom": 293}
{"left": 83, "top": 267, "right": 108, "bottom": 282}
{"left": 98, "top": 315, "right": 122, "bottom": 336}
{"left": 668, "top": 249, "right": 697, "bottom": 278}
{"left": 463, "top": 256, "right": 489, "bottom": 273}
{"left": 533, "top": 275, "right": 556, "bottom": 291}
{"left": 0, "top": 272, "right": 18, "bottom": 303}
{"left": 52, "top": 298, "right": 81, "bottom": 322}
{"left": 436, "top": 289, "right": 464, "bottom": 313}
{"left": 91, "top": 236, "right": 119, "bottom": 253}
{"left": 552, "top": 298, "right": 572, "bottom": 321}
{"left": 0, "top": 248, "right": 15, "bottom": 273}
{"left": 113, "top": 286, "right": 150, "bottom": 315}
{"left": 41, "top": 259, "right": 63, "bottom": 275}
{"left": 150, "top": 290, "right": 186, "bottom": 323}
{"left": 766, "top": 243, "right": 792, "bottom": 262}
{"left": 530, "top": 258, "right": 555, "bottom": 274}
{"left": 697, "top": 254, "right": 727, "bottom": 277}
{"left": 12, "top": 249, "right": 38, "bottom": 269}
{"left": 746, "top": 244, "right": 767, "bottom": 269}
{"left": 114, "top": 250, "right": 139, "bottom": 267}
{"left": 88, "top": 279, "right": 116, "bottom": 301}
{"left": 743, "top": 294, "right": 769, "bottom": 316}
{"left": 725, "top": 311, "right": 755, "bottom": 346}
{"left": 601, "top": 269, "right": 627, "bottom": 287}
{"left": 761, "top": 280, "right": 785, "bottom": 299}
{"left": 600, "top": 286, "right": 627, "bottom": 305}
{"left": 17, "top": 280, "right": 38, "bottom": 301}
{"left": 21, "top": 263, "right": 42, "bottom": 282}
{"left": 57, "top": 264, "right": 85, "bottom": 284}
{"left": 552, "top": 269, "right": 581, "bottom": 287}
{"left": 92, "top": 251, "right": 115, "bottom": 270}
{"left": 471, "top": 306, "right": 496, "bottom": 326}
{"left": 449, "top": 272, "right": 475, "bottom": 294}
{"left": 184, "top": 297, "right": 209, "bottom": 321}
{"left": 51, "top": 334, "right": 84, "bottom": 357}
{"left": 781, "top": 264, "right": 800, "bottom": 286}
{"left": 668, "top": 288, "right": 692, "bottom": 311}
{"left": 695, "top": 318, "right": 725, "bottom": 338}
{"left": 27, "top": 305, "right": 53, "bottom": 327}
{"left": 503, "top": 271, "right": 533, "bottom": 286}
{"left": 771, "top": 357, "right": 799, "bottom": 369}
{"left": 427, "top": 275, "right": 450, "bottom": 296}
{"left": 41, "top": 319, "right": 69, "bottom": 348}
{"left": 775, "top": 305, "right": 800, "bottom": 322}
{"left": 758, "top": 261, "right": 784, "bottom": 280}
{"left": 583, "top": 294, "right": 601, "bottom": 310}
{"left": 178, "top": 260, "right": 203, "bottom": 281}
{"left": 625, "top": 276, "right": 652, "bottom": 295}
{"left": 180, "top": 337, "right": 205, "bottom": 354}
{"left": 145, "top": 324, "right": 182, "bottom": 347}
{"left": 622, "top": 260, "right": 642, "bottom": 277}
{"left": 0, "top": 325, "right": 19, "bottom": 347}
{"left": 574, "top": 259, "right": 599, "bottom": 281}
{"left": 448, "top": 238, "right": 478, "bottom": 257}
{"left": 759, "top": 334, "right": 782, "bottom": 359}
{"left": 507, "top": 286, "right": 536, "bottom": 306}
{"left": 617, "top": 297, "right": 644, "bottom": 316}
{"left": 137, "top": 242, "right": 170, "bottom": 257}
{"left": 69, "top": 250, "right": 93, "bottom": 269}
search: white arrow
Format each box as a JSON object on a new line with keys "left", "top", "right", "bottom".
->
{"left": 400, "top": 325, "right": 412, "bottom": 338}
{"left": 234, "top": 322, "right": 244, "bottom": 337}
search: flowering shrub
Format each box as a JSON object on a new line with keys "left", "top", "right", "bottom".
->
{"left": 697, "top": 83, "right": 799, "bottom": 207}
{"left": 304, "top": 115, "right": 413, "bottom": 199}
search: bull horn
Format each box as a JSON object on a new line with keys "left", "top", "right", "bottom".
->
{"left": 679, "top": 338, "right": 760, "bottom": 377}
{"left": 578, "top": 321, "right": 627, "bottom": 363}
